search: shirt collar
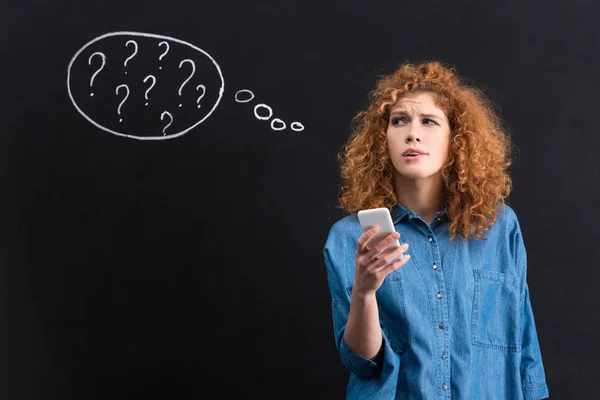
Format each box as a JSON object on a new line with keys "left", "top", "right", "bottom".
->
{"left": 391, "top": 201, "right": 448, "bottom": 224}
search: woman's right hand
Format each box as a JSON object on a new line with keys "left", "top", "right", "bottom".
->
{"left": 353, "top": 226, "right": 410, "bottom": 296}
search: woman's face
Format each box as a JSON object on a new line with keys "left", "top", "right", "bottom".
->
{"left": 386, "top": 91, "right": 451, "bottom": 182}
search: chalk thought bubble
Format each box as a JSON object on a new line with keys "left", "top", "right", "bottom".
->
{"left": 67, "top": 31, "right": 225, "bottom": 140}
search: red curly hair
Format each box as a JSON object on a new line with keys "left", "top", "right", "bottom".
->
{"left": 337, "top": 60, "right": 514, "bottom": 241}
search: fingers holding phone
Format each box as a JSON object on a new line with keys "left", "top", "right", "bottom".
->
{"left": 354, "top": 209, "right": 411, "bottom": 295}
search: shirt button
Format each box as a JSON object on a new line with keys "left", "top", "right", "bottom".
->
{"left": 442, "top": 353, "right": 447, "bottom": 360}
{"left": 428, "top": 237, "right": 433, "bottom": 242}
{"left": 439, "top": 323, "right": 445, "bottom": 330}
{"left": 436, "top": 293, "right": 442, "bottom": 299}
{"left": 442, "top": 384, "right": 448, "bottom": 390}
{"left": 433, "top": 264, "right": 438, "bottom": 270}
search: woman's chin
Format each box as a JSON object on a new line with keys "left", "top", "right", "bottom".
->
{"left": 396, "top": 169, "right": 437, "bottom": 181}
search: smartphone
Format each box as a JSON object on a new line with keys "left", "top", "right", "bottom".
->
{"left": 357, "top": 207, "right": 400, "bottom": 249}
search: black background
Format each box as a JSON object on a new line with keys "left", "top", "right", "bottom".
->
{"left": 1, "top": 0, "right": 598, "bottom": 398}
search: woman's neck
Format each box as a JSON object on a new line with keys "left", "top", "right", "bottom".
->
{"left": 395, "top": 174, "right": 444, "bottom": 223}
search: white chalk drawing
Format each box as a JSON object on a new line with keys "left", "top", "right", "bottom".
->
{"left": 67, "top": 31, "right": 305, "bottom": 140}
{"left": 271, "top": 118, "right": 286, "bottom": 131}
{"left": 196, "top": 85, "right": 206, "bottom": 109}
{"left": 254, "top": 104, "right": 273, "bottom": 121}
{"left": 234, "top": 89, "right": 254, "bottom": 103}
{"left": 158, "top": 41, "right": 169, "bottom": 70}
{"left": 124, "top": 40, "right": 138, "bottom": 75}
{"left": 88, "top": 52, "right": 106, "bottom": 97}
{"left": 238, "top": 89, "right": 304, "bottom": 131}
{"left": 67, "top": 31, "right": 225, "bottom": 140}
{"left": 290, "top": 122, "right": 304, "bottom": 132}
{"left": 178, "top": 59, "right": 195, "bottom": 107}
{"left": 116, "top": 84, "right": 129, "bottom": 122}
{"left": 161, "top": 111, "right": 173, "bottom": 135}
{"left": 143, "top": 75, "right": 156, "bottom": 106}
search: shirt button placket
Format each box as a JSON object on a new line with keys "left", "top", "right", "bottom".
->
{"left": 428, "top": 232, "right": 449, "bottom": 394}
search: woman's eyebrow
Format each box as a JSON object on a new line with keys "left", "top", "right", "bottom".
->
{"left": 389, "top": 110, "right": 443, "bottom": 120}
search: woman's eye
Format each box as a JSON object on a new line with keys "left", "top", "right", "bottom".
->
{"left": 391, "top": 117, "right": 438, "bottom": 126}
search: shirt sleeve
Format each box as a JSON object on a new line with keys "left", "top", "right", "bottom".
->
{"left": 520, "top": 284, "right": 550, "bottom": 400}
{"left": 332, "top": 298, "right": 387, "bottom": 379}
{"left": 512, "top": 213, "right": 550, "bottom": 400}
{"left": 323, "top": 224, "right": 398, "bottom": 380}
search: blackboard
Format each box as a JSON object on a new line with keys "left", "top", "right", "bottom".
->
{"left": 1, "top": 0, "right": 599, "bottom": 398}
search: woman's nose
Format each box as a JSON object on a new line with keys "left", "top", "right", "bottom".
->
{"left": 406, "top": 133, "right": 421, "bottom": 143}
{"left": 406, "top": 125, "right": 422, "bottom": 143}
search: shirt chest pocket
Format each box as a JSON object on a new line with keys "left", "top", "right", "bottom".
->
{"left": 471, "top": 269, "right": 522, "bottom": 352}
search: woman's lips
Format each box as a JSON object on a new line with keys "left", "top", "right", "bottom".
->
{"left": 403, "top": 153, "right": 426, "bottom": 161}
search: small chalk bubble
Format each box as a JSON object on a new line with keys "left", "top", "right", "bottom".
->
{"left": 179, "top": 104, "right": 183, "bottom": 107}
{"left": 291, "top": 122, "right": 305, "bottom": 132}
{"left": 271, "top": 118, "right": 286, "bottom": 131}
{"left": 145, "top": 103, "right": 149, "bottom": 106}
{"left": 235, "top": 89, "right": 255, "bottom": 103}
{"left": 254, "top": 104, "right": 273, "bottom": 121}
{"left": 90, "top": 93, "right": 94, "bottom": 97}
{"left": 119, "top": 118, "right": 123, "bottom": 122}
{"left": 197, "top": 104, "right": 201, "bottom": 109}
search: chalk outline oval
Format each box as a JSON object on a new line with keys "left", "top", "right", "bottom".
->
{"left": 254, "top": 104, "right": 273, "bottom": 121}
{"left": 67, "top": 31, "right": 225, "bottom": 141}
{"left": 235, "top": 89, "right": 254, "bottom": 103}
{"left": 290, "top": 122, "right": 304, "bottom": 131}
{"left": 271, "top": 118, "right": 286, "bottom": 131}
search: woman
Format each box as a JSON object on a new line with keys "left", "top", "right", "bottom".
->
{"left": 323, "top": 61, "right": 549, "bottom": 399}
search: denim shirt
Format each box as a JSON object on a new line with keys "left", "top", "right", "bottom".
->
{"left": 323, "top": 202, "right": 549, "bottom": 400}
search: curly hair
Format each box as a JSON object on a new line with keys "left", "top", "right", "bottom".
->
{"left": 336, "top": 60, "right": 514, "bottom": 241}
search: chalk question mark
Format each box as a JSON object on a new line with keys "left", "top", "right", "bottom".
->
{"left": 161, "top": 111, "right": 173, "bottom": 135}
{"left": 88, "top": 52, "right": 106, "bottom": 97}
{"left": 178, "top": 59, "right": 196, "bottom": 107}
{"left": 143, "top": 75, "right": 157, "bottom": 106}
{"left": 196, "top": 85, "right": 206, "bottom": 109}
{"left": 124, "top": 40, "right": 138, "bottom": 74}
{"left": 115, "top": 84, "right": 129, "bottom": 122}
{"left": 158, "top": 41, "right": 169, "bottom": 70}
